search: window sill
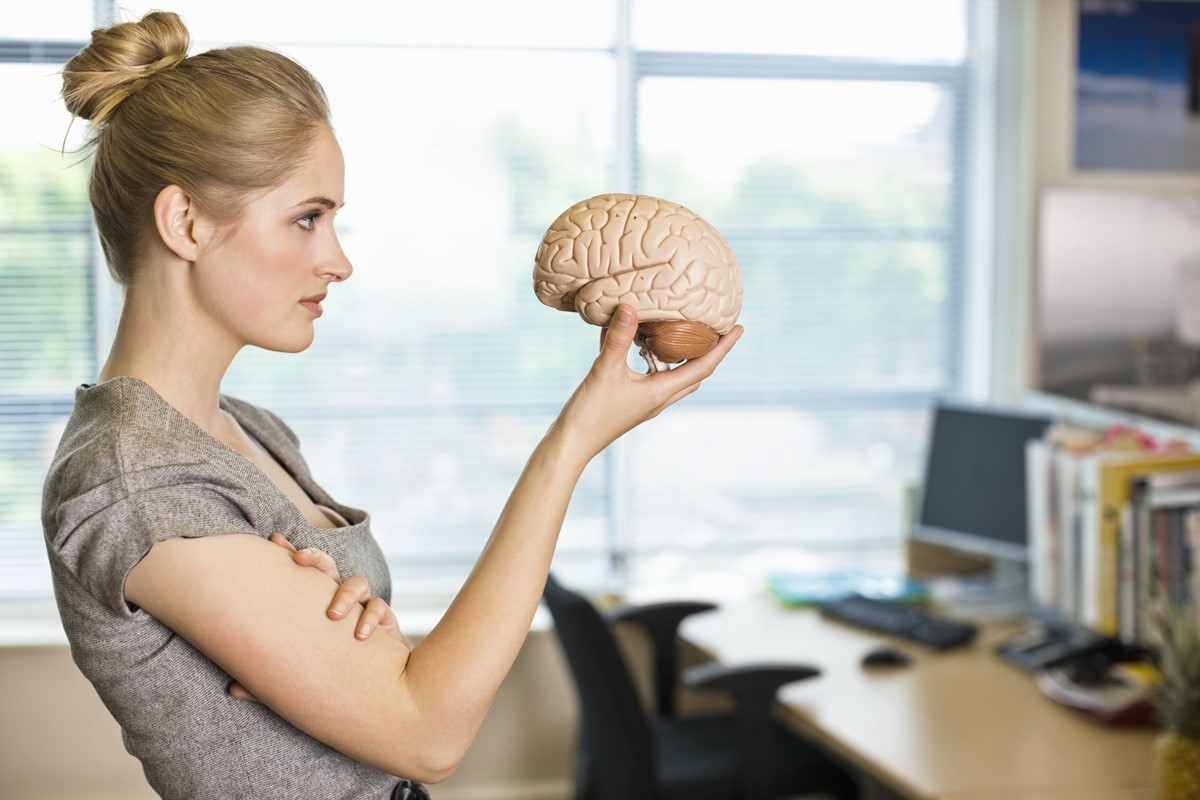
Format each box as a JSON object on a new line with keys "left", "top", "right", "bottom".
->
{"left": 0, "top": 598, "right": 68, "bottom": 647}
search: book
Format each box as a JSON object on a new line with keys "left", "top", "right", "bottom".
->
{"left": 1084, "top": 450, "right": 1200, "bottom": 636}
{"left": 1118, "top": 502, "right": 1137, "bottom": 642}
{"left": 1166, "top": 509, "right": 1190, "bottom": 606}
{"left": 1025, "top": 438, "right": 1056, "bottom": 608}
{"left": 1130, "top": 469, "right": 1200, "bottom": 640}
{"left": 1039, "top": 422, "right": 1126, "bottom": 623}
{"left": 1055, "top": 447, "right": 1083, "bottom": 620}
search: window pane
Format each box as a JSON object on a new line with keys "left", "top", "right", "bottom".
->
{"left": 7, "top": 6, "right": 93, "bottom": 40}
{"left": 631, "top": 73, "right": 959, "bottom": 578}
{"left": 117, "top": 1, "right": 615, "bottom": 48}
{"left": 0, "top": 416, "right": 66, "bottom": 596}
{"left": 637, "top": 77, "right": 956, "bottom": 398}
{"left": 281, "top": 411, "right": 612, "bottom": 593}
{"left": 0, "top": 65, "right": 93, "bottom": 394}
{"left": 624, "top": 405, "right": 925, "bottom": 583}
{"left": 633, "top": 0, "right": 966, "bottom": 62}
{"left": 0, "top": 64, "right": 91, "bottom": 597}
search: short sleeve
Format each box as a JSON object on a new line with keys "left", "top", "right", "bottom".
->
{"left": 49, "top": 463, "right": 255, "bottom": 616}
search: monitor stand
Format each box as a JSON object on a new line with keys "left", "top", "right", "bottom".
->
{"left": 931, "top": 557, "right": 1031, "bottom": 621}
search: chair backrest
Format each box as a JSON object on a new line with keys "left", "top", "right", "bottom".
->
{"left": 543, "top": 573, "right": 657, "bottom": 800}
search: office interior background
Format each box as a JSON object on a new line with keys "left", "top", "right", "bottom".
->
{"left": 1, "top": 1, "right": 1193, "bottom": 798}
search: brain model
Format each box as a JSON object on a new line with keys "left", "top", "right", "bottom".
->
{"left": 533, "top": 193, "right": 742, "bottom": 371}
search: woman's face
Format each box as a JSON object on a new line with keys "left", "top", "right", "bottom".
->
{"left": 192, "top": 125, "right": 352, "bottom": 354}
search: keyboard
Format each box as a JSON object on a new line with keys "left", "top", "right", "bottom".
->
{"left": 817, "top": 594, "right": 978, "bottom": 650}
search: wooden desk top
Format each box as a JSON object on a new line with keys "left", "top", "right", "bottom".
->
{"left": 680, "top": 594, "right": 1157, "bottom": 800}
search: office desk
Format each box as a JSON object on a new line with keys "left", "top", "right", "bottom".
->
{"left": 681, "top": 593, "right": 1157, "bottom": 800}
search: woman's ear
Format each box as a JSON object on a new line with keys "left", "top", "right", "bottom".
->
{"left": 153, "top": 185, "right": 200, "bottom": 262}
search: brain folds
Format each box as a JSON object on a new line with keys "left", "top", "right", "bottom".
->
{"left": 533, "top": 194, "right": 742, "bottom": 336}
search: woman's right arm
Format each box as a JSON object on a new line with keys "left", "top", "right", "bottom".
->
{"left": 125, "top": 304, "right": 741, "bottom": 783}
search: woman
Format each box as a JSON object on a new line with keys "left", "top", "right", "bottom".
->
{"left": 42, "top": 10, "right": 740, "bottom": 800}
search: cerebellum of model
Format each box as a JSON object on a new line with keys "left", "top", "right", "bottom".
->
{"left": 533, "top": 193, "right": 743, "bottom": 372}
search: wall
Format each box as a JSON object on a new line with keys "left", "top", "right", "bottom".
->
{"left": 0, "top": 630, "right": 577, "bottom": 800}
{"left": 1024, "top": 0, "right": 1200, "bottom": 400}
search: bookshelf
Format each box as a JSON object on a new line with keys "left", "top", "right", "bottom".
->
{"left": 1021, "top": 390, "right": 1200, "bottom": 644}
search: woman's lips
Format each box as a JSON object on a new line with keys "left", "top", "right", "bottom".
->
{"left": 300, "top": 294, "right": 326, "bottom": 317}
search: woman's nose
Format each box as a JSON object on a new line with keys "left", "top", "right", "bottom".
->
{"left": 321, "top": 236, "right": 353, "bottom": 282}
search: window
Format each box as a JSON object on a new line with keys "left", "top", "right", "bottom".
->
{"left": 1, "top": 22, "right": 94, "bottom": 595}
{"left": 4, "top": 1, "right": 997, "bottom": 600}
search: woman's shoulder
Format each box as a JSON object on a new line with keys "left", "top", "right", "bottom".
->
{"left": 48, "top": 378, "right": 240, "bottom": 508}
{"left": 55, "top": 377, "right": 212, "bottom": 475}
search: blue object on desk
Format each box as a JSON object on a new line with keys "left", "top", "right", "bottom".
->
{"left": 768, "top": 571, "right": 931, "bottom": 607}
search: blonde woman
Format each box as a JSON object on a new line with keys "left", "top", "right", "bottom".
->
{"left": 41, "top": 10, "right": 741, "bottom": 800}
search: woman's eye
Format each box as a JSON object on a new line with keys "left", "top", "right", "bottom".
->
{"left": 297, "top": 211, "right": 322, "bottom": 231}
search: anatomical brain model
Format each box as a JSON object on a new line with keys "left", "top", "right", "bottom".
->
{"left": 533, "top": 193, "right": 742, "bottom": 372}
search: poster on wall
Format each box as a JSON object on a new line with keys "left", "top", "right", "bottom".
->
{"left": 1076, "top": 0, "right": 1200, "bottom": 171}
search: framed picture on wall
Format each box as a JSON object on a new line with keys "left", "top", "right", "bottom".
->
{"left": 1076, "top": 0, "right": 1200, "bottom": 171}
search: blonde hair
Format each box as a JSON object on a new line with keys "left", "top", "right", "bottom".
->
{"left": 62, "top": 11, "right": 332, "bottom": 285}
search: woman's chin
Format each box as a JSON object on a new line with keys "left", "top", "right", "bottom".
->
{"left": 256, "top": 330, "right": 316, "bottom": 354}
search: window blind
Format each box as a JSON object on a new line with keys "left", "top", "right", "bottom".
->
{"left": 3, "top": 0, "right": 993, "bottom": 599}
{"left": 0, "top": 55, "right": 92, "bottom": 596}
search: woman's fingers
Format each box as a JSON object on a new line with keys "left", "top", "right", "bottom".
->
{"left": 270, "top": 533, "right": 341, "bottom": 583}
{"left": 559, "top": 305, "right": 744, "bottom": 460}
{"left": 378, "top": 606, "right": 411, "bottom": 647}
{"left": 354, "top": 596, "right": 389, "bottom": 639}
{"left": 598, "top": 305, "right": 741, "bottom": 386}
{"left": 268, "top": 532, "right": 297, "bottom": 552}
{"left": 327, "top": 574, "right": 371, "bottom": 621}
{"left": 228, "top": 680, "right": 259, "bottom": 702}
{"left": 597, "top": 305, "right": 639, "bottom": 364}
{"left": 334, "top": 584, "right": 411, "bottom": 645}
{"left": 652, "top": 324, "right": 743, "bottom": 388}
{"left": 292, "top": 546, "right": 341, "bottom": 583}
{"left": 265, "top": 534, "right": 409, "bottom": 646}
{"left": 354, "top": 596, "right": 395, "bottom": 641}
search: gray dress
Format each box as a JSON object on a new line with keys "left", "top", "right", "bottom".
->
{"left": 42, "top": 377, "right": 403, "bottom": 799}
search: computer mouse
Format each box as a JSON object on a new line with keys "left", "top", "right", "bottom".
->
{"left": 862, "top": 647, "right": 912, "bottom": 668}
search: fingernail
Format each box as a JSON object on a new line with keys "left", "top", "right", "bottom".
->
{"left": 331, "top": 604, "right": 346, "bottom": 617}
{"left": 357, "top": 624, "right": 370, "bottom": 638}
{"left": 616, "top": 306, "right": 633, "bottom": 325}
{"left": 300, "top": 549, "right": 313, "bottom": 557}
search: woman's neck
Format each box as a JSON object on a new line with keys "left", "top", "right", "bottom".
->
{"left": 100, "top": 285, "right": 241, "bottom": 437}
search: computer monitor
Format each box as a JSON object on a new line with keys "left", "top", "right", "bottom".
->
{"left": 912, "top": 401, "right": 1054, "bottom": 564}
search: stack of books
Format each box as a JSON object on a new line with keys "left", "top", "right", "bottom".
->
{"left": 1026, "top": 424, "right": 1200, "bottom": 644}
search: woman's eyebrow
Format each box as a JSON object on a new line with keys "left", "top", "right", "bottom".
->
{"left": 295, "top": 196, "right": 344, "bottom": 210}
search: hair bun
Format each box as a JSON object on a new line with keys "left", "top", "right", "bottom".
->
{"left": 62, "top": 10, "right": 190, "bottom": 125}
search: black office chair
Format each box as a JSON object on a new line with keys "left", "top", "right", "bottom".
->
{"left": 542, "top": 573, "right": 859, "bottom": 800}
